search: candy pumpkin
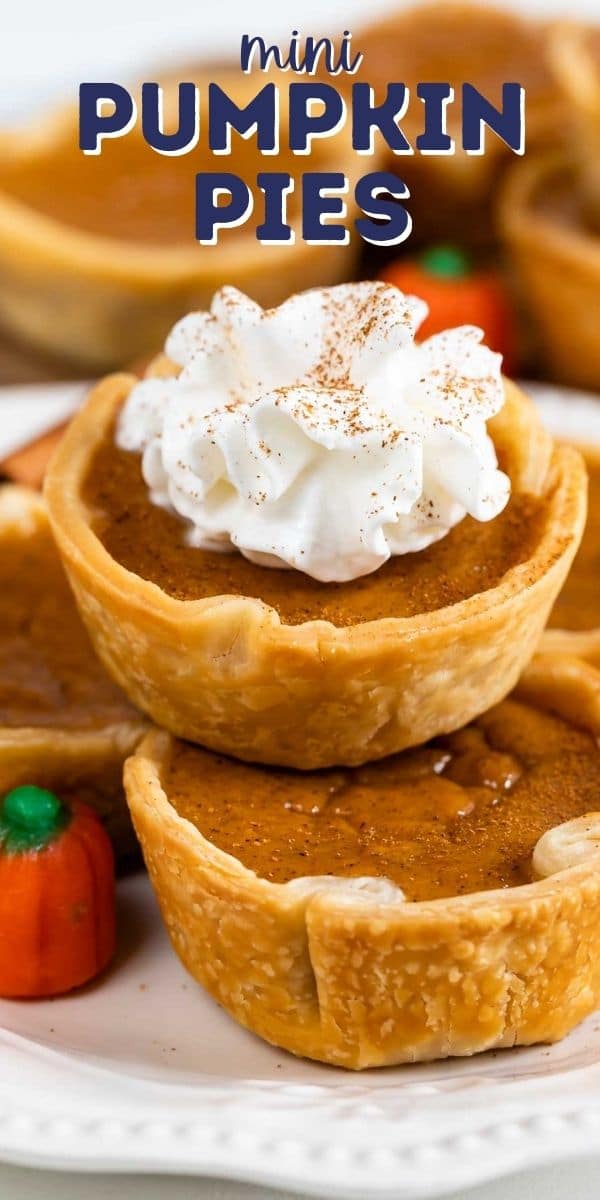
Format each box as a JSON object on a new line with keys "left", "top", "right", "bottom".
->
{"left": 380, "top": 246, "right": 516, "bottom": 373}
{"left": 0, "top": 785, "right": 115, "bottom": 997}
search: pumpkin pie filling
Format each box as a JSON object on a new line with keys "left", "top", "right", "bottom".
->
{"left": 0, "top": 516, "right": 138, "bottom": 730}
{"left": 166, "top": 693, "right": 600, "bottom": 902}
{"left": 0, "top": 137, "right": 300, "bottom": 245}
{"left": 83, "top": 427, "right": 548, "bottom": 627}
{"left": 550, "top": 446, "right": 600, "bottom": 632}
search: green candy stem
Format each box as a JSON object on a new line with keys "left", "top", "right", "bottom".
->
{"left": 0, "top": 785, "right": 68, "bottom": 854}
{"left": 420, "top": 245, "right": 471, "bottom": 279}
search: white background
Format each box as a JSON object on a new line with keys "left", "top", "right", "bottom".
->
{"left": 0, "top": 0, "right": 599, "bottom": 120}
{"left": 0, "top": 0, "right": 599, "bottom": 1196}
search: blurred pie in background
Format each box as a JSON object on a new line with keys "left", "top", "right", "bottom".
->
{"left": 352, "top": 1, "right": 565, "bottom": 250}
{"left": 0, "top": 74, "right": 366, "bottom": 371}
{"left": 500, "top": 22, "right": 600, "bottom": 390}
{"left": 0, "top": 2, "right": 597, "bottom": 391}
{"left": 0, "top": 485, "right": 146, "bottom": 864}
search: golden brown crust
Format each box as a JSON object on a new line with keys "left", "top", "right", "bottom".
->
{"left": 541, "top": 628, "right": 600, "bottom": 667}
{"left": 515, "top": 650, "right": 600, "bottom": 729}
{"left": 0, "top": 78, "right": 367, "bottom": 370}
{"left": 546, "top": 20, "right": 600, "bottom": 223}
{"left": 0, "top": 485, "right": 147, "bottom": 861}
{"left": 541, "top": 442, "right": 600, "bottom": 662}
{"left": 45, "top": 372, "right": 586, "bottom": 768}
{"left": 124, "top": 651, "right": 600, "bottom": 1069}
{"left": 499, "top": 151, "right": 600, "bottom": 391}
{"left": 547, "top": 19, "right": 600, "bottom": 107}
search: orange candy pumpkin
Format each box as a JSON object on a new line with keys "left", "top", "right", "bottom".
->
{"left": 0, "top": 786, "right": 115, "bottom": 997}
{"left": 380, "top": 246, "right": 516, "bottom": 374}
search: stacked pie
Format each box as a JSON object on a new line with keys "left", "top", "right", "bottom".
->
{"left": 44, "top": 281, "right": 600, "bottom": 1069}
{"left": 0, "top": 484, "right": 147, "bottom": 865}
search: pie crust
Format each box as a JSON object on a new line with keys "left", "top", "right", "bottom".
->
{"left": 542, "top": 444, "right": 600, "bottom": 664}
{"left": 0, "top": 484, "right": 147, "bottom": 862}
{"left": 499, "top": 152, "right": 600, "bottom": 392}
{"left": 45, "top": 369, "right": 586, "bottom": 769}
{"left": 0, "top": 75, "right": 365, "bottom": 370}
{"left": 124, "top": 651, "right": 600, "bottom": 1070}
{"left": 542, "top": 628, "right": 600, "bottom": 668}
{"left": 546, "top": 20, "right": 600, "bottom": 228}
{"left": 353, "top": 1, "right": 564, "bottom": 248}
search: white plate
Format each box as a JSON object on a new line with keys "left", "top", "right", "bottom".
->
{"left": 0, "top": 380, "right": 599, "bottom": 1200}
{"left": 0, "top": 382, "right": 88, "bottom": 460}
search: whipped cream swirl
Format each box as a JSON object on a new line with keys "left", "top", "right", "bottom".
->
{"left": 117, "top": 283, "right": 510, "bottom": 583}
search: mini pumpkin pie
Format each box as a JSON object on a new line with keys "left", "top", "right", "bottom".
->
{"left": 352, "top": 1, "right": 564, "bottom": 248}
{"left": 44, "top": 282, "right": 586, "bottom": 769}
{"left": 546, "top": 21, "right": 600, "bottom": 233}
{"left": 499, "top": 153, "right": 600, "bottom": 392}
{"left": 500, "top": 20, "right": 600, "bottom": 391}
{"left": 544, "top": 443, "right": 600, "bottom": 665}
{"left": 124, "top": 650, "right": 600, "bottom": 1070}
{"left": 0, "top": 484, "right": 146, "bottom": 863}
{"left": 0, "top": 73, "right": 364, "bottom": 370}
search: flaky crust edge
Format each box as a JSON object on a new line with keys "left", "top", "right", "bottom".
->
{"left": 44, "top": 373, "right": 587, "bottom": 768}
{"left": 124, "top": 651, "right": 600, "bottom": 1069}
{"left": 0, "top": 484, "right": 147, "bottom": 859}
